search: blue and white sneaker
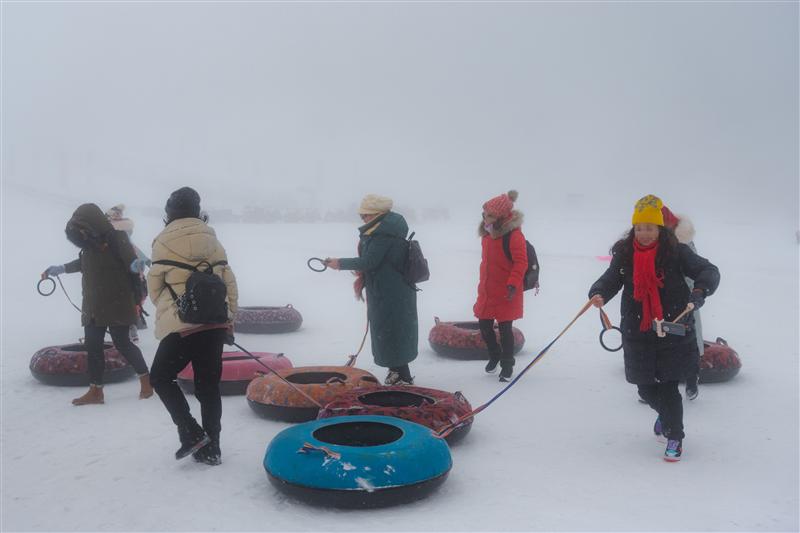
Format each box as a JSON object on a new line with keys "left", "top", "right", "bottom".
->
{"left": 664, "top": 439, "right": 683, "bottom": 462}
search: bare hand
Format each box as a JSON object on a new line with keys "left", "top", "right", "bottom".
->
{"left": 325, "top": 258, "right": 341, "bottom": 270}
{"left": 590, "top": 294, "right": 605, "bottom": 308}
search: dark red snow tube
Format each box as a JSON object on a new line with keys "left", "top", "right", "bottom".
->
{"left": 30, "top": 343, "right": 136, "bottom": 386}
{"left": 699, "top": 337, "right": 742, "bottom": 384}
{"left": 318, "top": 385, "right": 474, "bottom": 444}
{"left": 234, "top": 305, "right": 303, "bottom": 334}
{"left": 428, "top": 317, "right": 525, "bottom": 360}
{"left": 177, "top": 351, "right": 293, "bottom": 396}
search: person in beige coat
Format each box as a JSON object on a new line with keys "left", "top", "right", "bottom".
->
{"left": 147, "top": 187, "right": 238, "bottom": 466}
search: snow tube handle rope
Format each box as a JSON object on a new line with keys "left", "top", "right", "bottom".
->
{"left": 307, "top": 257, "right": 327, "bottom": 272}
{"left": 231, "top": 341, "right": 324, "bottom": 408}
{"left": 436, "top": 300, "right": 594, "bottom": 440}
{"left": 38, "top": 275, "right": 82, "bottom": 313}
{"left": 598, "top": 308, "right": 623, "bottom": 352}
{"left": 298, "top": 442, "right": 341, "bottom": 460}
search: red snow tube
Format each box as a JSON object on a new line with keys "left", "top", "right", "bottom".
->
{"left": 699, "top": 337, "right": 742, "bottom": 384}
{"left": 234, "top": 305, "right": 303, "bottom": 334}
{"left": 428, "top": 317, "right": 525, "bottom": 360}
{"left": 177, "top": 351, "right": 293, "bottom": 396}
{"left": 318, "top": 386, "right": 474, "bottom": 444}
{"left": 246, "top": 366, "right": 381, "bottom": 422}
{"left": 30, "top": 343, "right": 136, "bottom": 386}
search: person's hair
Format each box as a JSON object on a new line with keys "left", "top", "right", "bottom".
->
{"left": 65, "top": 223, "right": 107, "bottom": 250}
{"left": 164, "top": 211, "right": 208, "bottom": 226}
{"left": 610, "top": 225, "right": 679, "bottom": 267}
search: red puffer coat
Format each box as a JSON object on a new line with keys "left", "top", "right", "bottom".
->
{"left": 473, "top": 212, "right": 528, "bottom": 322}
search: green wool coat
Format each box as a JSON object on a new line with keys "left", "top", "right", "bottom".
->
{"left": 63, "top": 204, "right": 139, "bottom": 327}
{"left": 338, "top": 212, "right": 419, "bottom": 368}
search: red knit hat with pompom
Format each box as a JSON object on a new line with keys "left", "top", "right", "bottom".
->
{"left": 661, "top": 205, "right": 680, "bottom": 230}
{"left": 483, "top": 190, "right": 518, "bottom": 218}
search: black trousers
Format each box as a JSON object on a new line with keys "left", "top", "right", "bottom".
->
{"left": 150, "top": 329, "right": 225, "bottom": 439}
{"left": 84, "top": 324, "right": 149, "bottom": 385}
{"left": 637, "top": 381, "right": 685, "bottom": 440}
{"left": 478, "top": 319, "right": 515, "bottom": 362}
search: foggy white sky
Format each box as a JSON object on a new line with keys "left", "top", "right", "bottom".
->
{"left": 2, "top": 2, "right": 798, "bottom": 220}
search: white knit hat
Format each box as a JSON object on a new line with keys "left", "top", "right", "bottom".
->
{"left": 358, "top": 194, "right": 393, "bottom": 215}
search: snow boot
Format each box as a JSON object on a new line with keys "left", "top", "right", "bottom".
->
{"left": 498, "top": 359, "right": 514, "bottom": 382}
{"left": 138, "top": 373, "right": 154, "bottom": 399}
{"left": 194, "top": 435, "right": 222, "bottom": 466}
{"left": 72, "top": 384, "right": 104, "bottom": 406}
{"left": 175, "top": 422, "right": 210, "bottom": 460}
{"left": 664, "top": 439, "right": 683, "bottom": 462}
{"left": 485, "top": 350, "right": 501, "bottom": 374}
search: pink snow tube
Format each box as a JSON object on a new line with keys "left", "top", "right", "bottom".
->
{"left": 30, "top": 343, "right": 135, "bottom": 386}
{"left": 234, "top": 305, "right": 303, "bottom": 334}
{"left": 177, "top": 351, "right": 293, "bottom": 395}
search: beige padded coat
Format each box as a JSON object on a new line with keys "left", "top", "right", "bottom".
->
{"left": 147, "top": 218, "right": 239, "bottom": 340}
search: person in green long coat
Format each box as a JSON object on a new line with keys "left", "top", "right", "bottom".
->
{"left": 325, "top": 194, "right": 419, "bottom": 385}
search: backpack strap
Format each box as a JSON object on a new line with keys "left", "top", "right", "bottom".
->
{"left": 152, "top": 259, "right": 198, "bottom": 271}
{"left": 502, "top": 232, "right": 513, "bottom": 262}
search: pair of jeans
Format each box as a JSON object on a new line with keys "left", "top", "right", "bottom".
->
{"left": 150, "top": 329, "right": 226, "bottom": 439}
{"left": 84, "top": 324, "right": 149, "bottom": 385}
{"left": 637, "top": 381, "right": 685, "bottom": 440}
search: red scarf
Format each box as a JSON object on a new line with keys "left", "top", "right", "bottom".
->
{"left": 632, "top": 239, "right": 664, "bottom": 331}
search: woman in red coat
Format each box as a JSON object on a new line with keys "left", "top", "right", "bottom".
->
{"left": 474, "top": 190, "right": 528, "bottom": 382}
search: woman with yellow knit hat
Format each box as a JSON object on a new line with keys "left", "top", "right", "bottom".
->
{"left": 588, "top": 195, "right": 720, "bottom": 462}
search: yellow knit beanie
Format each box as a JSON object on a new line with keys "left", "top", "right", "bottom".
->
{"left": 631, "top": 194, "right": 665, "bottom": 226}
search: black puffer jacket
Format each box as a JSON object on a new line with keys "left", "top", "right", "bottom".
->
{"left": 589, "top": 242, "right": 720, "bottom": 343}
{"left": 589, "top": 241, "right": 719, "bottom": 384}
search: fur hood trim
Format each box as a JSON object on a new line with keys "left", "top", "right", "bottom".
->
{"left": 674, "top": 215, "right": 696, "bottom": 244}
{"left": 478, "top": 210, "right": 524, "bottom": 239}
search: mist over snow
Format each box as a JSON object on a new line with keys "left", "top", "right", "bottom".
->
{"left": 2, "top": 2, "right": 798, "bottom": 532}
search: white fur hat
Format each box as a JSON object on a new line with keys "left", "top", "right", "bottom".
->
{"left": 358, "top": 194, "right": 393, "bottom": 215}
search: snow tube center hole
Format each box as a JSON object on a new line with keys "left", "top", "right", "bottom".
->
{"left": 358, "top": 391, "right": 434, "bottom": 407}
{"left": 452, "top": 322, "right": 481, "bottom": 331}
{"left": 287, "top": 372, "right": 347, "bottom": 385}
{"left": 60, "top": 343, "right": 113, "bottom": 352}
{"left": 312, "top": 421, "right": 403, "bottom": 447}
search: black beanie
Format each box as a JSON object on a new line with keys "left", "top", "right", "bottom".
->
{"left": 165, "top": 187, "right": 201, "bottom": 221}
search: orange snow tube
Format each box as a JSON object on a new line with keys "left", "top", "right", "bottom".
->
{"left": 246, "top": 366, "right": 381, "bottom": 422}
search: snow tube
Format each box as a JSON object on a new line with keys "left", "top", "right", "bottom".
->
{"left": 177, "top": 351, "right": 293, "bottom": 396}
{"left": 234, "top": 305, "right": 303, "bottom": 334}
{"left": 317, "top": 386, "right": 474, "bottom": 444}
{"left": 428, "top": 317, "right": 525, "bottom": 360}
{"left": 247, "top": 366, "right": 381, "bottom": 422}
{"left": 29, "top": 343, "right": 136, "bottom": 386}
{"left": 699, "top": 337, "right": 742, "bottom": 384}
{"left": 264, "top": 415, "right": 452, "bottom": 508}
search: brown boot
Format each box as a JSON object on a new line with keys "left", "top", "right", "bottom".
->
{"left": 139, "top": 374, "right": 154, "bottom": 399}
{"left": 72, "top": 384, "right": 104, "bottom": 406}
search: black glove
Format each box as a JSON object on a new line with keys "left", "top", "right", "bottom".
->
{"left": 506, "top": 285, "right": 517, "bottom": 301}
{"left": 689, "top": 289, "right": 705, "bottom": 310}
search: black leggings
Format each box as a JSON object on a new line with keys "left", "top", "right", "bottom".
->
{"left": 84, "top": 325, "right": 149, "bottom": 385}
{"left": 478, "top": 319, "right": 515, "bottom": 359}
{"left": 150, "top": 329, "right": 225, "bottom": 439}
{"left": 637, "top": 381, "right": 685, "bottom": 440}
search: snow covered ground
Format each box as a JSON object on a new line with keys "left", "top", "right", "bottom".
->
{"left": 2, "top": 186, "right": 797, "bottom": 532}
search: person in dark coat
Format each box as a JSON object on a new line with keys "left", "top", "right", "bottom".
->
{"left": 474, "top": 190, "right": 528, "bottom": 382}
{"left": 41, "top": 203, "right": 153, "bottom": 405}
{"left": 589, "top": 194, "right": 720, "bottom": 462}
{"left": 324, "top": 194, "right": 419, "bottom": 385}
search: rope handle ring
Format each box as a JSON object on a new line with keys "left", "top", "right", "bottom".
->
{"left": 37, "top": 277, "right": 57, "bottom": 296}
{"left": 307, "top": 257, "right": 327, "bottom": 272}
{"left": 598, "top": 309, "right": 623, "bottom": 352}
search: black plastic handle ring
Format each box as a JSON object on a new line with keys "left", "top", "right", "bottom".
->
{"left": 599, "top": 326, "right": 623, "bottom": 352}
{"left": 307, "top": 257, "right": 327, "bottom": 272}
{"left": 37, "top": 277, "right": 56, "bottom": 296}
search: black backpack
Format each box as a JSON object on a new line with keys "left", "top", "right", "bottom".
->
{"left": 394, "top": 232, "right": 430, "bottom": 289}
{"left": 152, "top": 259, "right": 229, "bottom": 324}
{"left": 502, "top": 232, "right": 540, "bottom": 291}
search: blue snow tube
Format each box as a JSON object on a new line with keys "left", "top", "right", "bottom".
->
{"left": 264, "top": 415, "right": 452, "bottom": 508}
